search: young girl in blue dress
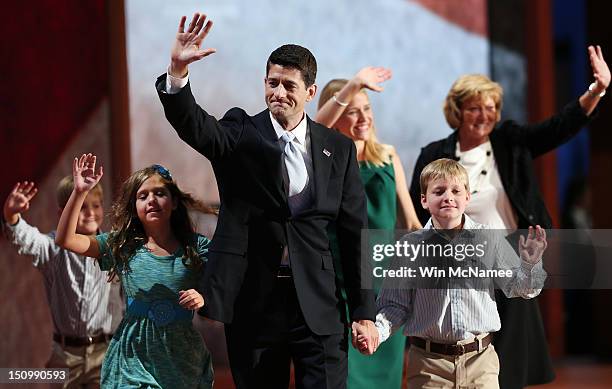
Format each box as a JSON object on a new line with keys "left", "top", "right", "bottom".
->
{"left": 56, "top": 153, "right": 214, "bottom": 388}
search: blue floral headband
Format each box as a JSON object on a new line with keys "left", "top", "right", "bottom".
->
{"left": 151, "top": 164, "right": 172, "bottom": 181}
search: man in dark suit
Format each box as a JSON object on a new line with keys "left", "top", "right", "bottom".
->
{"left": 156, "top": 13, "right": 377, "bottom": 389}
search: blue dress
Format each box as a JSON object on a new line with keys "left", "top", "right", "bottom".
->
{"left": 96, "top": 233, "right": 214, "bottom": 388}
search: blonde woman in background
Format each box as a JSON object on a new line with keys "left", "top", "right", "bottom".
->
{"left": 317, "top": 67, "right": 421, "bottom": 389}
{"left": 408, "top": 46, "right": 609, "bottom": 389}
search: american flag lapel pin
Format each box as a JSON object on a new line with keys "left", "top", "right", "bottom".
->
{"left": 323, "top": 148, "right": 331, "bottom": 157}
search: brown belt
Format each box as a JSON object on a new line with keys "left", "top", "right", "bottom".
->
{"left": 409, "top": 334, "right": 492, "bottom": 356}
{"left": 53, "top": 333, "right": 112, "bottom": 347}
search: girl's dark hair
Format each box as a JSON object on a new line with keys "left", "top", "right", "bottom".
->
{"left": 106, "top": 165, "right": 216, "bottom": 281}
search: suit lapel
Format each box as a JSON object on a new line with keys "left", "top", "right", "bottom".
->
{"left": 252, "top": 110, "right": 288, "bottom": 205}
{"left": 253, "top": 109, "right": 280, "bottom": 143}
{"left": 308, "top": 117, "right": 334, "bottom": 209}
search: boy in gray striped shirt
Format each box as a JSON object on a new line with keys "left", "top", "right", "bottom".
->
{"left": 3, "top": 177, "right": 121, "bottom": 388}
{"left": 354, "top": 159, "right": 547, "bottom": 388}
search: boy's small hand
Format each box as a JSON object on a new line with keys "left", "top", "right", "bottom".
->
{"left": 519, "top": 225, "right": 547, "bottom": 264}
{"left": 73, "top": 154, "right": 103, "bottom": 194}
{"left": 178, "top": 289, "right": 205, "bottom": 310}
{"left": 3, "top": 182, "right": 38, "bottom": 225}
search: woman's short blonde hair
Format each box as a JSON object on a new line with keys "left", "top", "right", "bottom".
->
{"left": 318, "top": 79, "right": 392, "bottom": 167}
{"left": 443, "top": 74, "right": 504, "bottom": 130}
{"left": 420, "top": 158, "right": 470, "bottom": 195}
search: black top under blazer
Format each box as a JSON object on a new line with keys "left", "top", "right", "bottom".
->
{"left": 156, "top": 75, "right": 375, "bottom": 336}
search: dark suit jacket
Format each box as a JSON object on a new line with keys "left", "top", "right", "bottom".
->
{"left": 156, "top": 75, "right": 375, "bottom": 336}
{"left": 408, "top": 100, "right": 592, "bottom": 388}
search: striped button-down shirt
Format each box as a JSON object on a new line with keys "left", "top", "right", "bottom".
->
{"left": 375, "top": 215, "right": 546, "bottom": 343}
{"left": 7, "top": 218, "right": 118, "bottom": 337}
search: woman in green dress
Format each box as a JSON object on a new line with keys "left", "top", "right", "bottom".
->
{"left": 317, "top": 67, "right": 422, "bottom": 389}
{"left": 55, "top": 155, "right": 214, "bottom": 388}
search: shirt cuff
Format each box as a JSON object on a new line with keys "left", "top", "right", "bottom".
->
{"left": 4, "top": 216, "right": 21, "bottom": 230}
{"left": 520, "top": 258, "right": 540, "bottom": 273}
{"left": 165, "top": 67, "right": 189, "bottom": 94}
{"left": 375, "top": 312, "right": 391, "bottom": 343}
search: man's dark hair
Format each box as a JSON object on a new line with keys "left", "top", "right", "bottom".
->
{"left": 266, "top": 44, "right": 317, "bottom": 87}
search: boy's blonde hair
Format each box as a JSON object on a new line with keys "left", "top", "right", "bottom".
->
{"left": 318, "top": 78, "right": 392, "bottom": 167}
{"left": 443, "top": 74, "right": 503, "bottom": 130}
{"left": 56, "top": 176, "right": 103, "bottom": 208}
{"left": 420, "top": 158, "right": 470, "bottom": 194}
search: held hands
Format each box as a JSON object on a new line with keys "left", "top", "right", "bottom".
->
{"left": 178, "top": 289, "right": 205, "bottom": 310}
{"left": 588, "top": 45, "right": 610, "bottom": 93}
{"left": 352, "top": 66, "right": 392, "bottom": 92}
{"left": 351, "top": 320, "right": 379, "bottom": 355}
{"left": 3, "top": 182, "right": 38, "bottom": 225}
{"left": 170, "top": 13, "right": 216, "bottom": 77}
{"left": 519, "top": 225, "right": 547, "bottom": 264}
{"left": 73, "top": 154, "right": 103, "bottom": 194}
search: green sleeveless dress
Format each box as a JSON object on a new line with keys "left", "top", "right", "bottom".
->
{"left": 346, "top": 161, "right": 406, "bottom": 389}
{"left": 328, "top": 160, "right": 406, "bottom": 388}
{"left": 95, "top": 233, "right": 214, "bottom": 388}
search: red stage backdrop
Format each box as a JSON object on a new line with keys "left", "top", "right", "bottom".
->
{"left": 0, "top": 1, "right": 113, "bottom": 372}
{"left": 0, "top": 0, "right": 108, "bottom": 201}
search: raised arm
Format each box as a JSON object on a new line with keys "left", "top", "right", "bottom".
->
{"left": 2, "top": 181, "right": 61, "bottom": 262}
{"left": 158, "top": 12, "right": 244, "bottom": 161}
{"left": 506, "top": 46, "right": 608, "bottom": 157}
{"left": 3, "top": 182, "right": 38, "bottom": 226}
{"left": 578, "top": 45, "right": 610, "bottom": 116}
{"left": 169, "top": 13, "right": 216, "bottom": 78}
{"left": 55, "top": 154, "right": 103, "bottom": 258}
{"left": 518, "top": 226, "right": 548, "bottom": 270}
{"left": 315, "top": 66, "right": 392, "bottom": 127}
{"left": 495, "top": 226, "right": 547, "bottom": 298}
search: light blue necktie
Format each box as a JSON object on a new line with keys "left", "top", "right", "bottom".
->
{"left": 281, "top": 132, "right": 308, "bottom": 198}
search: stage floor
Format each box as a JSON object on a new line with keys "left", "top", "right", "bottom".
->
{"left": 209, "top": 358, "right": 612, "bottom": 388}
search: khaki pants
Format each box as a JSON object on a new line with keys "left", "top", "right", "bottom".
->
{"left": 407, "top": 334, "right": 500, "bottom": 389}
{"left": 46, "top": 340, "right": 109, "bottom": 389}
